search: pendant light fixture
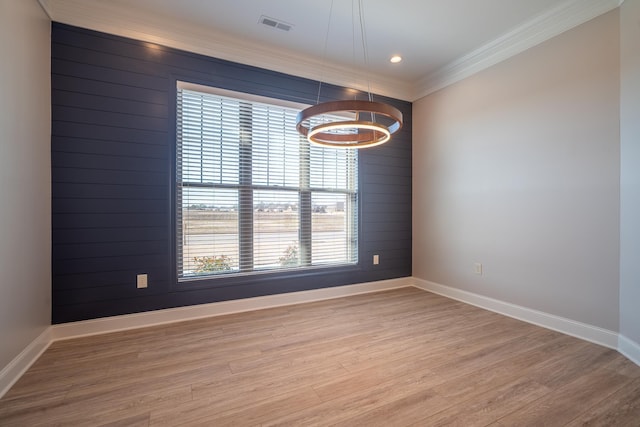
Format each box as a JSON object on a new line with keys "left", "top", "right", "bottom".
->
{"left": 296, "top": 0, "right": 403, "bottom": 149}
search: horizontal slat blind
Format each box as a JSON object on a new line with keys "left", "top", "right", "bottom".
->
{"left": 176, "top": 85, "right": 358, "bottom": 279}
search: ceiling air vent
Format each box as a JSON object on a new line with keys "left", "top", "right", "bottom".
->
{"left": 259, "top": 15, "right": 293, "bottom": 32}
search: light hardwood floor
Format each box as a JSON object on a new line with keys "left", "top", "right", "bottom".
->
{"left": 1, "top": 287, "right": 639, "bottom": 426}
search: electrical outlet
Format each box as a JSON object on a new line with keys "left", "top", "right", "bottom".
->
{"left": 373, "top": 254, "right": 379, "bottom": 265}
{"left": 137, "top": 274, "right": 148, "bottom": 288}
{"left": 474, "top": 263, "right": 483, "bottom": 275}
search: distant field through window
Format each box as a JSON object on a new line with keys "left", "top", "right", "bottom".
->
{"left": 176, "top": 82, "right": 358, "bottom": 280}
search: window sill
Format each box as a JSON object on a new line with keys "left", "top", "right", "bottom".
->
{"left": 173, "top": 263, "right": 362, "bottom": 291}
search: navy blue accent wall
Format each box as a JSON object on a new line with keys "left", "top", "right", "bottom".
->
{"left": 51, "top": 23, "right": 412, "bottom": 323}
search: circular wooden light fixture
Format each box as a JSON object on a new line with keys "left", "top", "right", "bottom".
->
{"left": 296, "top": 99, "right": 403, "bottom": 149}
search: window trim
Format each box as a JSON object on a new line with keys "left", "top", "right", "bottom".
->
{"left": 173, "top": 80, "right": 362, "bottom": 286}
{"left": 177, "top": 81, "right": 311, "bottom": 113}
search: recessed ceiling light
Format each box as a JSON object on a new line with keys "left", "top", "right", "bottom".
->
{"left": 390, "top": 55, "right": 402, "bottom": 63}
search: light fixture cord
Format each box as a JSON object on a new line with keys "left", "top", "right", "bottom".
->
{"left": 317, "top": 0, "right": 336, "bottom": 105}
{"left": 358, "top": 0, "right": 373, "bottom": 103}
{"left": 352, "top": 0, "right": 356, "bottom": 79}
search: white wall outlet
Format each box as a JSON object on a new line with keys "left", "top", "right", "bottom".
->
{"left": 474, "top": 263, "right": 483, "bottom": 275}
{"left": 137, "top": 274, "right": 148, "bottom": 288}
{"left": 373, "top": 254, "right": 379, "bottom": 265}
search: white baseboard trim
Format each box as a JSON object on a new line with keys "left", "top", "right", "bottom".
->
{"left": 411, "top": 278, "right": 619, "bottom": 350}
{"left": 51, "top": 277, "right": 413, "bottom": 341}
{"left": 618, "top": 335, "right": 640, "bottom": 367}
{"left": 0, "top": 278, "right": 410, "bottom": 399}
{"left": 0, "top": 328, "right": 52, "bottom": 399}
{"left": 4, "top": 275, "right": 639, "bottom": 400}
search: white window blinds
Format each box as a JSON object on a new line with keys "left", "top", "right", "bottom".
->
{"left": 176, "top": 83, "right": 358, "bottom": 279}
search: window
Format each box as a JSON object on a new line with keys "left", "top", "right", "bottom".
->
{"left": 176, "top": 82, "right": 358, "bottom": 280}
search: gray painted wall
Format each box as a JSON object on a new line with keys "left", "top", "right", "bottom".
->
{"left": 0, "top": 0, "right": 51, "bottom": 370}
{"left": 412, "top": 10, "right": 621, "bottom": 331}
{"left": 620, "top": 0, "right": 640, "bottom": 346}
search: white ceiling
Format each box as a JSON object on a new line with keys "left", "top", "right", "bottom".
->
{"left": 40, "top": 0, "right": 621, "bottom": 100}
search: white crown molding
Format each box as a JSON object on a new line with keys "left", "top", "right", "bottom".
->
{"left": 42, "top": 0, "right": 413, "bottom": 101}
{"left": 41, "top": 0, "right": 622, "bottom": 102}
{"left": 414, "top": 0, "right": 624, "bottom": 99}
{"left": 37, "top": 0, "right": 53, "bottom": 19}
{"left": 411, "top": 278, "right": 620, "bottom": 350}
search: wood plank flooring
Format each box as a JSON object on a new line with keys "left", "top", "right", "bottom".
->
{"left": 1, "top": 287, "right": 639, "bottom": 426}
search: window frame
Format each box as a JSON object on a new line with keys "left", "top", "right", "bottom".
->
{"left": 172, "top": 81, "right": 363, "bottom": 287}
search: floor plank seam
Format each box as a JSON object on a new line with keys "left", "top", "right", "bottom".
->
{"left": 1, "top": 288, "right": 639, "bottom": 426}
